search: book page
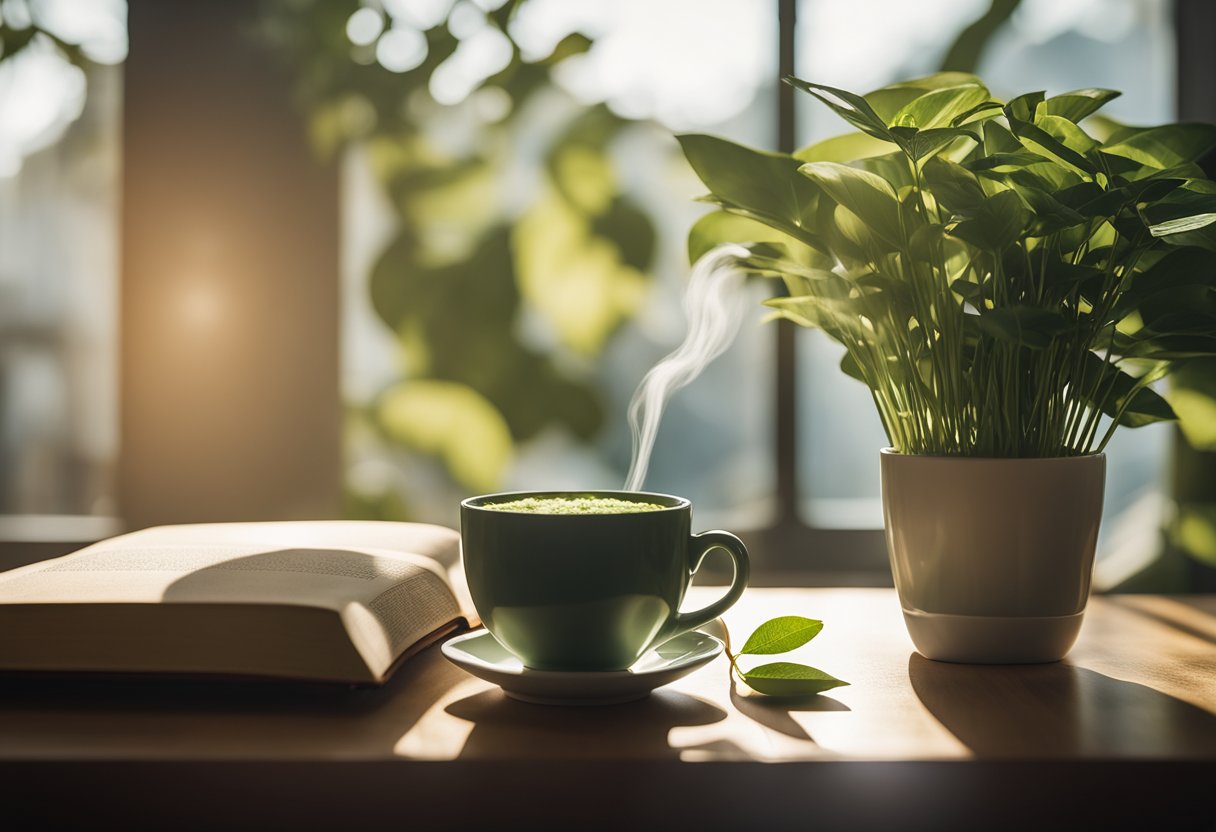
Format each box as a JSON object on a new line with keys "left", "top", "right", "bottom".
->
{"left": 341, "top": 568, "right": 464, "bottom": 678}
{"left": 0, "top": 521, "right": 470, "bottom": 683}
{"left": 0, "top": 521, "right": 465, "bottom": 613}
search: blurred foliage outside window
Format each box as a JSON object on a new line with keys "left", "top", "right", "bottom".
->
{"left": 0, "top": 0, "right": 125, "bottom": 523}
{"left": 262, "top": 0, "right": 777, "bottom": 527}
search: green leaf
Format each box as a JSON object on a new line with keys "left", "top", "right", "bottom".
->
{"left": 949, "top": 99, "right": 1004, "bottom": 127}
{"left": 1115, "top": 378, "right": 1177, "bottom": 427}
{"left": 1116, "top": 333, "right": 1216, "bottom": 361}
{"left": 678, "top": 134, "right": 824, "bottom": 250}
{"left": 809, "top": 195, "right": 868, "bottom": 266}
{"left": 1052, "top": 180, "right": 1107, "bottom": 214}
{"left": 951, "top": 277, "right": 984, "bottom": 306}
{"left": 1014, "top": 186, "right": 1086, "bottom": 235}
{"left": 839, "top": 350, "right": 869, "bottom": 384}
{"left": 987, "top": 158, "right": 1087, "bottom": 234}
{"left": 1149, "top": 213, "right": 1216, "bottom": 237}
{"left": 857, "top": 150, "right": 919, "bottom": 189}
{"left": 1141, "top": 188, "right": 1216, "bottom": 238}
{"left": 1064, "top": 175, "right": 1185, "bottom": 219}
{"left": 741, "top": 663, "right": 849, "bottom": 697}
{"left": 679, "top": 134, "right": 816, "bottom": 224}
{"left": 967, "top": 150, "right": 1053, "bottom": 174}
{"left": 890, "top": 84, "right": 991, "bottom": 130}
{"left": 795, "top": 131, "right": 899, "bottom": 164}
{"left": 973, "top": 305, "right": 1073, "bottom": 350}
{"left": 1079, "top": 352, "right": 1177, "bottom": 427}
{"left": 738, "top": 616, "right": 824, "bottom": 655}
{"left": 1160, "top": 222, "right": 1216, "bottom": 253}
{"left": 830, "top": 203, "right": 890, "bottom": 259}
{"left": 946, "top": 189, "right": 1029, "bottom": 251}
{"left": 889, "top": 125, "right": 979, "bottom": 162}
{"left": 1006, "top": 111, "right": 1098, "bottom": 175}
{"left": 688, "top": 210, "right": 793, "bottom": 265}
{"left": 1102, "top": 124, "right": 1216, "bottom": 169}
{"left": 784, "top": 77, "right": 893, "bottom": 141}
{"left": 693, "top": 195, "right": 809, "bottom": 237}
{"left": 798, "top": 161, "right": 904, "bottom": 250}
{"left": 982, "top": 119, "right": 1024, "bottom": 154}
{"left": 1043, "top": 88, "right": 1121, "bottom": 123}
{"left": 922, "top": 156, "right": 987, "bottom": 211}
{"left": 1037, "top": 114, "right": 1101, "bottom": 156}
{"left": 1005, "top": 90, "right": 1046, "bottom": 123}
{"left": 1003, "top": 157, "right": 1083, "bottom": 193}
{"left": 1040, "top": 259, "right": 1104, "bottom": 302}
{"left": 863, "top": 72, "right": 986, "bottom": 122}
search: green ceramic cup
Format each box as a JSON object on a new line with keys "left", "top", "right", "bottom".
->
{"left": 460, "top": 490, "right": 750, "bottom": 671}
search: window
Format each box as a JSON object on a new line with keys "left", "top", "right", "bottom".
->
{"left": 332, "top": 0, "right": 780, "bottom": 532}
{"left": 794, "top": 0, "right": 1179, "bottom": 584}
{"left": 0, "top": 0, "right": 125, "bottom": 540}
{"left": 2, "top": 0, "right": 1205, "bottom": 588}
{"left": 230, "top": 0, "right": 1199, "bottom": 581}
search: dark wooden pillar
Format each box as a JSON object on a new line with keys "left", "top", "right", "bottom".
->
{"left": 120, "top": 0, "right": 341, "bottom": 528}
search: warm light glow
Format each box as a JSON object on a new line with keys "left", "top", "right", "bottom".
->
{"left": 177, "top": 280, "right": 224, "bottom": 331}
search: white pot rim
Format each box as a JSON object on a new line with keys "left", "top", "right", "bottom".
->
{"left": 880, "top": 447, "right": 1105, "bottom": 462}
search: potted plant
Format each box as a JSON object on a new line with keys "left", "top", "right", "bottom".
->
{"left": 678, "top": 73, "right": 1216, "bottom": 663}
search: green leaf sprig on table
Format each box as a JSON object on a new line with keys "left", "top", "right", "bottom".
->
{"left": 724, "top": 616, "right": 849, "bottom": 697}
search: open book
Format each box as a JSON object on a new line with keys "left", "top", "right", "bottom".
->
{"left": 0, "top": 521, "right": 475, "bottom": 684}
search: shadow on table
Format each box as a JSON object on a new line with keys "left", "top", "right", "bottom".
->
{"left": 728, "top": 679, "right": 849, "bottom": 742}
{"left": 445, "top": 687, "right": 727, "bottom": 760}
{"left": 0, "top": 645, "right": 471, "bottom": 757}
{"left": 908, "top": 652, "right": 1216, "bottom": 757}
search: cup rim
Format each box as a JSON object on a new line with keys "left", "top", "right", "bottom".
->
{"left": 461, "top": 489, "right": 690, "bottom": 513}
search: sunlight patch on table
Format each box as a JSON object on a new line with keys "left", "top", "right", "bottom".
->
{"left": 394, "top": 678, "right": 490, "bottom": 759}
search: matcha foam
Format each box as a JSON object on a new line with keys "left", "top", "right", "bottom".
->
{"left": 483, "top": 496, "right": 666, "bottom": 515}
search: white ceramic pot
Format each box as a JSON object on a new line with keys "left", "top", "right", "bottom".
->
{"left": 881, "top": 449, "right": 1105, "bottom": 664}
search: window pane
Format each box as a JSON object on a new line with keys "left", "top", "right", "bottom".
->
{"left": 794, "top": 0, "right": 1177, "bottom": 562}
{"left": 0, "top": 3, "right": 126, "bottom": 528}
{"left": 335, "top": 0, "right": 778, "bottom": 530}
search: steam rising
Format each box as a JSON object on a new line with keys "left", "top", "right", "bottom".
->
{"left": 624, "top": 244, "right": 750, "bottom": 492}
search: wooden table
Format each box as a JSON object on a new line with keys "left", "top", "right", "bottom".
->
{"left": 2, "top": 589, "right": 1213, "bottom": 830}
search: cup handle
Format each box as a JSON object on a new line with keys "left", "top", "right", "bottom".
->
{"left": 662, "top": 530, "right": 750, "bottom": 640}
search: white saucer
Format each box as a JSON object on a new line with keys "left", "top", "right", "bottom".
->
{"left": 441, "top": 629, "right": 724, "bottom": 706}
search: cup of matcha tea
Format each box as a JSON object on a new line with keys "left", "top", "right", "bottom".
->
{"left": 460, "top": 490, "right": 750, "bottom": 671}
